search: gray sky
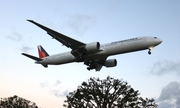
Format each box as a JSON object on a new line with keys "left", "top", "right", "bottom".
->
{"left": 0, "top": 0, "right": 180, "bottom": 108}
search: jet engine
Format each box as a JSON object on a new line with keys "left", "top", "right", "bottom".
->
{"left": 85, "top": 42, "right": 100, "bottom": 52}
{"left": 104, "top": 59, "right": 117, "bottom": 67}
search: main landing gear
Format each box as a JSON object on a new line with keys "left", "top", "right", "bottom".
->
{"left": 87, "top": 67, "right": 92, "bottom": 71}
{"left": 85, "top": 61, "right": 98, "bottom": 71}
{"left": 85, "top": 61, "right": 93, "bottom": 71}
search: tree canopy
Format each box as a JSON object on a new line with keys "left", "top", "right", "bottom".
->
{"left": 63, "top": 76, "right": 157, "bottom": 108}
{"left": 0, "top": 95, "right": 39, "bottom": 108}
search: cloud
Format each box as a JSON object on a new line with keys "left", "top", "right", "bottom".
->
{"left": 20, "top": 45, "right": 33, "bottom": 53}
{"left": 108, "top": 1, "right": 120, "bottom": 12}
{"left": 54, "top": 80, "right": 61, "bottom": 86}
{"left": 6, "top": 30, "right": 34, "bottom": 53}
{"left": 158, "top": 101, "right": 173, "bottom": 108}
{"left": 149, "top": 59, "right": 180, "bottom": 76}
{"left": 52, "top": 89, "right": 69, "bottom": 97}
{"left": 7, "top": 32, "right": 22, "bottom": 42}
{"left": 40, "top": 82, "right": 49, "bottom": 88}
{"left": 63, "top": 14, "right": 96, "bottom": 36}
{"left": 40, "top": 80, "right": 70, "bottom": 97}
{"left": 157, "top": 81, "right": 180, "bottom": 108}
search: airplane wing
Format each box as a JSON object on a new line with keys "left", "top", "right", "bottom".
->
{"left": 27, "top": 20, "right": 86, "bottom": 50}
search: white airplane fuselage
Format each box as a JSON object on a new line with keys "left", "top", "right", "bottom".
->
{"left": 36, "top": 36, "right": 162, "bottom": 65}
{"left": 22, "top": 20, "right": 163, "bottom": 71}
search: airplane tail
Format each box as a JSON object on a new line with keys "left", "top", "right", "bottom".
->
{"left": 21, "top": 45, "right": 49, "bottom": 68}
{"left": 37, "top": 45, "right": 49, "bottom": 58}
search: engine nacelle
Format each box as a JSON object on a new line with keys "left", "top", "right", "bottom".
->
{"left": 85, "top": 42, "right": 100, "bottom": 52}
{"left": 104, "top": 59, "right": 117, "bottom": 67}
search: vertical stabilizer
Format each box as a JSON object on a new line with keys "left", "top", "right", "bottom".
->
{"left": 37, "top": 45, "right": 49, "bottom": 58}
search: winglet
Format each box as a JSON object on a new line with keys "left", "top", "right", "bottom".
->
{"left": 27, "top": 19, "right": 48, "bottom": 31}
{"left": 27, "top": 19, "right": 33, "bottom": 22}
{"left": 37, "top": 45, "right": 49, "bottom": 58}
{"left": 27, "top": 19, "right": 36, "bottom": 24}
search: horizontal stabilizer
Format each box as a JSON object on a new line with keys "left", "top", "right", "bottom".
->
{"left": 42, "top": 64, "right": 48, "bottom": 68}
{"left": 22, "top": 53, "right": 42, "bottom": 61}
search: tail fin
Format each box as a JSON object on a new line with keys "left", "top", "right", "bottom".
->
{"left": 37, "top": 45, "right": 49, "bottom": 58}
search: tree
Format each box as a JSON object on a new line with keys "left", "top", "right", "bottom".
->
{"left": 140, "top": 98, "right": 158, "bottom": 108}
{"left": 0, "top": 95, "right": 39, "bottom": 108}
{"left": 63, "top": 76, "right": 157, "bottom": 108}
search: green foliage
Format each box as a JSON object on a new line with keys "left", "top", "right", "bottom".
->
{"left": 64, "top": 76, "right": 158, "bottom": 108}
{"left": 0, "top": 95, "right": 39, "bottom": 108}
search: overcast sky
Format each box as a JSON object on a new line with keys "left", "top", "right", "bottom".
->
{"left": 0, "top": 0, "right": 180, "bottom": 108}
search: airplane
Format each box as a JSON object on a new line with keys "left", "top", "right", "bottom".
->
{"left": 22, "top": 20, "right": 162, "bottom": 71}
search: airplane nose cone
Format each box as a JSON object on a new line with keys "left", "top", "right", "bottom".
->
{"left": 158, "top": 39, "right": 162, "bottom": 44}
{"left": 155, "top": 38, "right": 162, "bottom": 45}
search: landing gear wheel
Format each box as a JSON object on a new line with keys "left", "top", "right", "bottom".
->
{"left": 87, "top": 67, "right": 91, "bottom": 71}
{"left": 148, "top": 51, "right": 151, "bottom": 55}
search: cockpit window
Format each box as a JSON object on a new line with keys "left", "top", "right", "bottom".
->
{"left": 154, "top": 37, "right": 157, "bottom": 39}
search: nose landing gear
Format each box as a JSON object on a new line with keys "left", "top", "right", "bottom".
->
{"left": 148, "top": 46, "right": 154, "bottom": 55}
{"left": 148, "top": 51, "right": 151, "bottom": 55}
